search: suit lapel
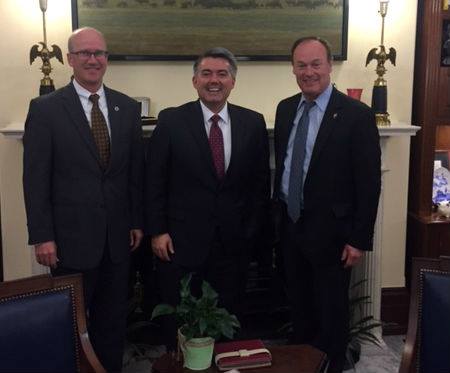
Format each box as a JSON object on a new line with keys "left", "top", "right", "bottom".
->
{"left": 278, "top": 94, "right": 301, "bottom": 170}
{"left": 61, "top": 83, "right": 100, "bottom": 164}
{"left": 226, "top": 104, "right": 245, "bottom": 182}
{"left": 186, "top": 101, "right": 218, "bottom": 179}
{"left": 308, "top": 87, "right": 342, "bottom": 172}
{"left": 105, "top": 86, "right": 122, "bottom": 173}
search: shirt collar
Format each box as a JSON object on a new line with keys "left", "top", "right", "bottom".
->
{"left": 72, "top": 79, "right": 105, "bottom": 101}
{"left": 199, "top": 100, "right": 229, "bottom": 124}
{"left": 299, "top": 83, "right": 333, "bottom": 112}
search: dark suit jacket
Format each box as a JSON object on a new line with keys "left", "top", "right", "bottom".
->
{"left": 273, "top": 87, "right": 381, "bottom": 261}
{"left": 23, "top": 82, "right": 144, "bottom": 270}
{"left": 145, "top": 100, "right": 270, "bottom": 267}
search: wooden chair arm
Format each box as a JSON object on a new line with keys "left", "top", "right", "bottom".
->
{"left": 79, "top": 331, "right": 107, "bottom": 373}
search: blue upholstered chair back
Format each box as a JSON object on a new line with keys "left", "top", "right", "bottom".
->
{"left": 419, "top": 270, "right": 450, "bottom": 373}
{"left": 0, "top": 285, "right": 79, "bottom": 373}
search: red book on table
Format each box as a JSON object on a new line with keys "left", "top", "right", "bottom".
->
{"left": 214, "top": 339, "right": 272, "bottom": 371}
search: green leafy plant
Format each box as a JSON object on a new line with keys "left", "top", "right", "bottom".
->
{"left": 345, "top": 279, "right": 383, "bottom": 370}
{"left": 151, "top": 273, "right": 240, "bottom": 341}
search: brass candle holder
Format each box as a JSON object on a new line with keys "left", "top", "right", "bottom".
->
{"left": 29, "top": 0, "right": 63, "bottom": 96}
{"left": 365, "top": 0, "right": 396, "bottom": 126}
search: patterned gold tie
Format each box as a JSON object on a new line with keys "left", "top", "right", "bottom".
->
{"left": 89, "top": 94, "right": 110, "bottom": 170}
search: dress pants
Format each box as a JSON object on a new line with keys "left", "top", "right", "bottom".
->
{"left": 156, "top": 229, "right": 249, "bottom": 351}
{"left": 279, "top": 205, "right": 351, "bottom": 373}
{"left": 52, "top": 244, "right": 130, "bottom": 373}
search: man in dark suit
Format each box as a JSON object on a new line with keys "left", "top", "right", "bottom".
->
{"left": 272, "top": 37, "right": 381, "bottom": 373}
{"left": 146, "top": 47, "right": 270, "bottom": 348}
{"left": 23, "top": 27, "right": 143, "bottom": 372}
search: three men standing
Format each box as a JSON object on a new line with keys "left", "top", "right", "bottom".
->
{"left": 23, "top": 27, "right": 144, "bottom": 372}
{"left": 23, "top": 28, "right": 380, "bottom": 373}
{"left": 273, "top": 37, "right": 381, "bottom": 372}
{"left": 145, "top": 47, "right": 270, "bottom": 349}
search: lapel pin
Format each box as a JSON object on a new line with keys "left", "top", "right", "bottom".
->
{"left": 114, "top": 106, "right": 120, "bottom": 112}
{"left": 333, "top": 113, "right": 338, "bottom": 119}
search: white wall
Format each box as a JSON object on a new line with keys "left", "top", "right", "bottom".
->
{"left": 0, "top": 0, "right": 417, "bottom": 286}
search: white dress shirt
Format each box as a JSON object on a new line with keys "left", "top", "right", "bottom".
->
{"left": 72, "top": 79, "right": 111, "bottom": 138}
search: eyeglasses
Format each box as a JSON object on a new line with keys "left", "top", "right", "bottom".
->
{"left": 70, "top": 50, "right": 109, "bottom": 59}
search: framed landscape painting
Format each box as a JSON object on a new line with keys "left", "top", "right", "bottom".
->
{"left": 72, "top": 0, "right": 348, "bottom": 61}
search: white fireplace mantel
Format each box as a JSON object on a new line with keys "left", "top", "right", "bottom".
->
{"left": 0, "top": 123, "right": 26, "bottom": 140}
{"left": 0, "top": 122, "right": 420, "bottom": 140}
{"left": 358, "top": 123, "right": 419, "bottom": 336}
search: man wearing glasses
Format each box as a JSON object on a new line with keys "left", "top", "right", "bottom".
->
{"left": 23, "top": 27, "right": 144, "bottom": 372}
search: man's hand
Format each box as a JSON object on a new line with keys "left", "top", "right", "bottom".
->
{"left": 151, "top": 233, "right": 174, "bottom": 261}
{"left": 341, "top": 244, "right": 364, "bottom": 268}
{"left": 130, "top": 229, "right": 144, "bottom": 251}
{"left": 34, "top": 241, "right": 58, "bottom": 268}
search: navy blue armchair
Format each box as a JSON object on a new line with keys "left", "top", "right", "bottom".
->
{"left": 399, "top": 256, "right": 450, "bottom": 373}
{"left": 0, "top": 274, "right": 105, "bottom": 373}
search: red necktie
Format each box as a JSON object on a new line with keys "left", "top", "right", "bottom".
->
{"left": 209, "top": 114, "right": 225, "bottom": 179}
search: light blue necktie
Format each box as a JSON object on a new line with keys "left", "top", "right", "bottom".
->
{"left": 287, "top": 101, "right": 315, "bottom": 222}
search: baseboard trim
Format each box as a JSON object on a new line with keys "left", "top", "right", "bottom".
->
{"left": 381, "top": 287, "right": 409, "bottom": 335}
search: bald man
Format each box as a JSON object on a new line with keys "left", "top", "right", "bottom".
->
{"left": 23, "top": 27, "right": 144, "bottom": 372}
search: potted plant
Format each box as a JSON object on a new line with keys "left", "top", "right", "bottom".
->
{"left": 151, "top": 273, "right": 240, "bottom": 370}
{"left": 345, "top": 279, "right": 383, "bottom": 370}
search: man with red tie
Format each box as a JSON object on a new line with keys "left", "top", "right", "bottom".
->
{"left": 145, "top": 47, "right": 270, "bottom": 349}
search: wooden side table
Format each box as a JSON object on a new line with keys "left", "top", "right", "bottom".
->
{"left": 152, "top": 344, "right": 327, "bottom": 373}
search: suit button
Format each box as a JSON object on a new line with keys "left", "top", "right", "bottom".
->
{"left": 100, "top": 203, "right": 105, "bottom": 208}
